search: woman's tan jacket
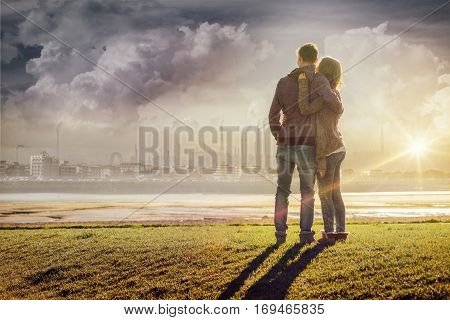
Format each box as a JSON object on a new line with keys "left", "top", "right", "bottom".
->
{"left": 298, "top": 73, "right": 345, "bottom": 174}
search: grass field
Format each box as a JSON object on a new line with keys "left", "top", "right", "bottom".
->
{"left": 0, "top": 221, "right": 449, "bottom": 299}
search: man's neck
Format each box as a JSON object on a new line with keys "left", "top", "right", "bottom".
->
{"left": 299, "top": 63, "right": 315, "bottom": 68}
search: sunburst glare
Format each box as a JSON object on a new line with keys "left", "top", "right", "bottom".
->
{"left": 410, "top": 139, "right": 427, "bottom": 156}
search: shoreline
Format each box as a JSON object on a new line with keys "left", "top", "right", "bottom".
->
{"left": 1, "top": 216, "right": 449, "bottom": 230}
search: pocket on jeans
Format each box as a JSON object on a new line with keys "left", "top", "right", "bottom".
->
{"left": 276, "top": 146, "right": 288, "bottom": 160}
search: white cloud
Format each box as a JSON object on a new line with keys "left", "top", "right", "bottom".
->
{"left": 2, "top": 21, "right": 273, "bottom": 162}
{"left": 5, "top": 22, "right": 272, "bottom": 126}
{"left": 438, "top": 74, "right": 450, "bottom": 85}
{"left": 323, "top": 22, "right": 449, "bottom": 150}
{"left": 423, "top": 79, "right": 450, "bottom": 130}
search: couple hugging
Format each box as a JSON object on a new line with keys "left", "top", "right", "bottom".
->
{"left": 269, "top": 43, "right": 348, "bottom": 245}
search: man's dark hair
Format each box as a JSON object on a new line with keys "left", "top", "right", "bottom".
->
{"left": 297, "top": 43, "right": 318, "bottom": 63}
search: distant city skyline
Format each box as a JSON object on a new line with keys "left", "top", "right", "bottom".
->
{"left": 1, "top": 147, "right": 449, "bottom": 177}
{"left": 6, "top": 124, "right": 450, "bottom": 172}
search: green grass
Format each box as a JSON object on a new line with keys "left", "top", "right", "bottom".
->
{"left": 0, "top": 222, "right": 449, "bottom": 299}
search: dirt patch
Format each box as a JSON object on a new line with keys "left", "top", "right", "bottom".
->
{"left": 75, "top": 232, "right": 95, "bottom": 240}
{"left": 0, "top": 210, "right": 35, "bottom": 216}
{"left": 27, "top": 266, "right": 68, "bottom": 285}
{"left": 46, "top": 215, "right": 64, "bottom": 220}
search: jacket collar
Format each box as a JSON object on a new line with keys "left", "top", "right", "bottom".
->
{"left": 288, "top": 64, "right": 315, "bottom": 80}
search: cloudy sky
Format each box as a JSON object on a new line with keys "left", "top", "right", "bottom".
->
{"left": 1, "top": 0, "right": 449, "bottom": 170}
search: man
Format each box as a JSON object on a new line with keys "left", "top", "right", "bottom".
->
{"left": 268, "top": 43, "right": 341, "bottom": 245}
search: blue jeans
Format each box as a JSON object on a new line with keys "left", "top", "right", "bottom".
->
{"left": 318, "top": 151, "right": 346, "bottom": 232}
{"left": 274, "top": 145, "right": 316, "bottom": 235}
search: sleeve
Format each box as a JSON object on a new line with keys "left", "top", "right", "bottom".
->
{"left": 269, "top": 80, "right": 282, "bottom": 139}
{"left": 314, "top": 75, "right": 344, "bottom": 114}
{"left": 298, "top": 78, "right": 327, "bottom": 116}
{"left": 317, "top": 156, "right": 327, "bottom": 175}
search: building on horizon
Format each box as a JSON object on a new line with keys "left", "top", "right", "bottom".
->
{"left": 30, "top": 152, "right": 59, "bottom": 177}
{"left": 88, "top": 166, "right": 102, "bottom": 178}
{"left": 76, "top": 165, "right": 89, "bottom": 177}
{"left": 59, "top": 161, "right": 77, "bottom": 177}
{"left": 120, "top": 163, "right": 140, "bottom": 176}
{"left": 0, "top": 161, "right": 8, "bottom": 176}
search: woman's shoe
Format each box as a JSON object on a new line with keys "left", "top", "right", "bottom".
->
{"left": 334, "top": 232, "right": 350, "bottom": 241}
{"left": 317, "top": 231, "right": 336, "bottom": 245}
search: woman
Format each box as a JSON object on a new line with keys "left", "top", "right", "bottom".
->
{"left": 297, "top": 56, "right": 348, "bottom": 243}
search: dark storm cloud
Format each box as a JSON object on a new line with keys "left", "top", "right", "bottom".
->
{"left": 2, "top": 0, "right": 449, "bottom": 67}
{"left": 1, "top": 0, "right": 448, "bottom": 111}
{"left": 0, "top": 0, "right": 268, "bottom": 98}
{"left": 0, "top": 44, "right": 42, "bottom": 104}
{"left": 2, "top": 0, "right": 273, "bottom": 127}
{"left": 0, "top": 0, "right": 187, "bottom": 96}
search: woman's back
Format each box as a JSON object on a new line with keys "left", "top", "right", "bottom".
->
{"left": 315, "top": 92, "right": 345, "bottom": 161}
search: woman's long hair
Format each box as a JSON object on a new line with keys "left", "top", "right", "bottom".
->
{"left": 318, "top": 56, "right": 342, "bottom": 89}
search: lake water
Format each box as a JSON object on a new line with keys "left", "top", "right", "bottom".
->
{"left": 0, "top": 191, "right": 449, "bottom": 224}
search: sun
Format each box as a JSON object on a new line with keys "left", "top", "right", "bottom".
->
{"left": 410, "top": 140, "right": 427, "bottom": 156}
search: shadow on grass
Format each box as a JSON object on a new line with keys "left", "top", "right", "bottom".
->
{"left": 218, "top": 243, "right": 280, "bottom": 299}
{"left": 243, "top": 242, "right": 331, "bottom": 299}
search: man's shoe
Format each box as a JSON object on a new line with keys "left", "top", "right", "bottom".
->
{"left": 275, "top": 232, "right": 287, "bottom": 245}
{"left": 299, "top": 231, "right": 315, "bottom": 245}
{"left": 334, "top": 232, "right": 350, "bottom": 241}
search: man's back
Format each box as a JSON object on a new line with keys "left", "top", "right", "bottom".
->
{"left": 268, "top": 65, "right": 317, "bottom": 146}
